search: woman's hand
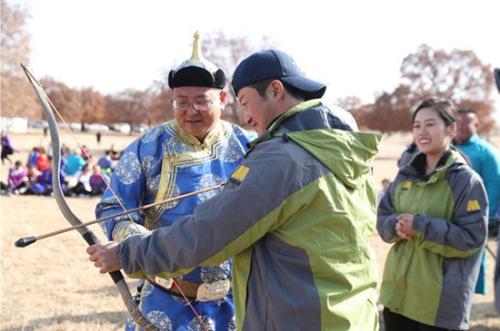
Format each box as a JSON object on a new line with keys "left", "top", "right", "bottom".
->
{"left": 396, "top": 214, "right": 415, "bottom": 239}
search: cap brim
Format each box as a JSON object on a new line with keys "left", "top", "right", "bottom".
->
{"left": 281, "top": 75, "right": 326, "bottom": 99}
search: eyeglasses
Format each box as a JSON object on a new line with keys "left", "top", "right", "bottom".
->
{"left": 172, "top": 99, "right": 215, "bottom": 112}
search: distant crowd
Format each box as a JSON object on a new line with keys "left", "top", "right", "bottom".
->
{"left": 1, "top": 141, "right": 122, "bottom": 197}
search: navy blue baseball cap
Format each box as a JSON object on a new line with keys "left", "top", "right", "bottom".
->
{"left": 232, "top": 49, "right": 326, "bottom": 100}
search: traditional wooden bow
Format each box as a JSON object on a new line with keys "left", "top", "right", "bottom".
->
{"left": 21, "top": 63, "right": 159, "bottom": 330}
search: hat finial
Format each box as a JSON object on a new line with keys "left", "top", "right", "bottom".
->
{"left": 191, "top": 31, "right": 201, "bottom": 61}
{"left": 168, "top": 31, "right": 225, "bottom": 89}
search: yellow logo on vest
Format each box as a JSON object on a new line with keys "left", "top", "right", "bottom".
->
{"left": 401, "top": 181, "right": 412, "bottom": 190}
{"left": 466, "top": 199, "right": 481, "bottom": 213}
{"left": 231, "top": 165, "right": 250, "bottom": 183}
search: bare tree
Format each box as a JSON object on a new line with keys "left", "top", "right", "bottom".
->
{"left": 80, "top": 87, "right": 106, "bottom": 124}
{"left": 0, "top": 0, "right": 41, "bottom": 118}
{"left": 400, "top": 44, "right": 495, "bottom": 132}
{"left": 336, "top": 96, "right": 373, "bottom": 130}
{"left": 147, "top": 81, "right": 174, "bottom": 125}
{"left": 349, "top": 45, "right": 496, "bottom": 133}
{"left": 105, "top": 88, "right": 169, "bottom": 128}
{"left": 365, "top": 85, "right": 414, "bottom": 132}
{"left": 335, "top": 96, "right": 364, "bottom": 113}
{"left": 1, "top": 0, "right": 30, "bottom": 76}
{"left": 41, "top": 77, "right": 83, "bottom": 122}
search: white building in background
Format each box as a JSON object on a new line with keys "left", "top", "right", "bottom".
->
{"left": 0, "top": 117, "right": 28, "bottom": 133}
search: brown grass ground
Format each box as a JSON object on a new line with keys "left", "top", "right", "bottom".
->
{"left": 1, "top": 130, "right": 499, "bottom": 330}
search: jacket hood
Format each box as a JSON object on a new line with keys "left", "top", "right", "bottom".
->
{"left": 287, "top": 129, "right": 381, "bottom": 189}
{"left": 250, "top": 99, "right": 381, "bottom": 189}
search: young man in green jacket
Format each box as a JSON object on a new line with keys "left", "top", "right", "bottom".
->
{"left": 88, "top": 49, "right": 381, "bottom": 330}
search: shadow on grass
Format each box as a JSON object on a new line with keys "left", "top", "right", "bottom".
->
{"left": 3, "top": 311, "right": 127, "bottom": 331}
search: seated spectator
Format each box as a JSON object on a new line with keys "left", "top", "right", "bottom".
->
{"left": 65, "top": 148, "right": 86, "bottom": 176}
{"left": 26, "top": 163, "right": 41, "bottom": 187}
{"left": 97, "top": 150, "right": 114, "bottom": 174}
{"left": 8, "top": 160, "right": 29, "bottom": 194}
{"left": 89, "top": 165, "right": 107, "bottom": 195}
{"left": 32, "top": 165, "right": 67, "bottom": 196}
{"left": 67, "top": 164, "right": 92, "bottom": 196}
{"left": 27, "top": 147, "right": 40, "bottom": 167}
{"left": 28, "top": 169, "right": 49, "bottom": 195}
{"left": 36, "top": 147, "right": 50, "bottom": 171}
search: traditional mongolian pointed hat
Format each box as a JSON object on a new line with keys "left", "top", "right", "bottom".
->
{"left": 168, "top": 31, "right": 226, "bottom": 89}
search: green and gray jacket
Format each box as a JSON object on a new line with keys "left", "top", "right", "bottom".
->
{"left": 377, "top": 150, "right": 488, "bottom": 330}
{"left": 119, "top": 99, "right": 381, "bottom": 330}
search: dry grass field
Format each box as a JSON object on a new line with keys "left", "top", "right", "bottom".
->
{"left": 1, "top": 129, "right": 499, "bottom": 330}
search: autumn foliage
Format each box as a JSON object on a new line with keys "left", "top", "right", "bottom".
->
{"left": 1, "top": 1, "right": 496, "bottom": 133}
{"left": 341, "top": 45, "right": 496, "bottom": 133}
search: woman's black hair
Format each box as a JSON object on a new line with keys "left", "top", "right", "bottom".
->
{"left": 411, "top": 98, "right": 456, "bottom": 126}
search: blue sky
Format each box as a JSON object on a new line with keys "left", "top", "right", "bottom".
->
{"left": 9, "top": 0, "right": 500, "bottom": 121}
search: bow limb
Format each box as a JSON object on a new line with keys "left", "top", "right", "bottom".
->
{"left": 21, "top": 64, "right": 158, "bottom": 331}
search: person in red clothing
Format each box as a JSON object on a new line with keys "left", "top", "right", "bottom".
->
{"left": 36, "top": 147, "right": 50, "bottom": 171}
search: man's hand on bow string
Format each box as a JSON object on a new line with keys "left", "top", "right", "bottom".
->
{"left": 87, "top": 242, "right": 121, "bottom": 273}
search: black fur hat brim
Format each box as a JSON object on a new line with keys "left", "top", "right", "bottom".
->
{"left": 168, "top": 67, "right": 225, "bottom": 89}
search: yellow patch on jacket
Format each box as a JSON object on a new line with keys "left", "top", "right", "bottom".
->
{"left": 466, "top": 199, "right": 481, "bottom": 213}
{"left": 401, "top": 180, "right": 412, "bottom": 190}
{"left": 231, "top": 165, "right": 250, "bottom": 183}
